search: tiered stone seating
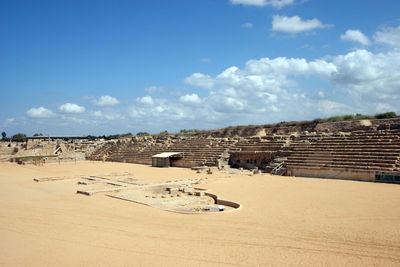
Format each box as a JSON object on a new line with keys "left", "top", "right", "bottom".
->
{"left": 233, "top": 136, "right": 286, "bottom": 152}
{"left": 110, "top": 140, "right": 168, "bottom": 164}
{"left": 165, "top": 138, "right": 234, "bottom": 166}
{"left": 284, "top": 130, "right": 400, "bottom": 174}
{"left": 92, "top": 137, "right": 238, "bottom": 167}
{"left": 86, "top": 142, "right": 115, "bottom": 160}
{"left": 88, "top": 129, "right": 400, "bottom": 182}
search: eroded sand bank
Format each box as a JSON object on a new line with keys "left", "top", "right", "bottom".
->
{"left": 0, "top": 161, "right": 399, "bottom": 266}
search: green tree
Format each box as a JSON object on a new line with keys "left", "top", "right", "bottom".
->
{"left": 375, "top": 112, "right": 397, "bottom": 119}
{"left": 11, "top": 133, "right": 27, "bottom": 142}
{"left": 1, "top": 131, "right": 6, "bottom": 141}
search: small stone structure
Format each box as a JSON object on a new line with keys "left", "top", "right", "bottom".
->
{"left": 151, "top": 152, "right": 184, "bottom": 167}
{"left": 229, "top": 151, "right": 277, "bottom": 170}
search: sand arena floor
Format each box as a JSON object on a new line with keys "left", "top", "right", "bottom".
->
{"left": 0, "top": 161, "right": 400, "bottom": 266}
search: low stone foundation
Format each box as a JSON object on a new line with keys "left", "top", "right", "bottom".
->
{"left": 287, "top": 167, "right": 376, "bottom": 182}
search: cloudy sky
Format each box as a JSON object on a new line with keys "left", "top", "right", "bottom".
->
{"left": 1, "top": 0, "right": 400, "bottom": 136}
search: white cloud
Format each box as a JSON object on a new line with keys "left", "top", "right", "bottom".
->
{"left": 331, "top": 49, "right": 400, "bottom": 108}
{"left": 184, "top": 73, "right": 215, "bottom": 89}
{"left": 374, "top": 26, "right": 400, "bottom": 47}
{"left": 130, "top": 99, "right": 195, "bottom": 121}
{"left": 241, "top": 22, "right": 253, "bottom": 28}
{"left": 201, "top": 58, "right": 211, "bottom": 63}
{"left": 93, "top": 110, "right": 103, "bottom": 117}
{"left": 245, "top": 57, "right": 337, "bottom": 77}
{"left": 103, "top": 113, "right": 121, "bottom": 120}
{"left": 137, "top": 96, "right": 154, "bottom": 105}
{"left": 179, "top": 93, "right": 202, "bottom": 104}
{"left": 375, "top": 103, "right": 395, "bottom": 113}
{"left": 181, "top": 36, "right": 400, "bottom": 123}
{"left": 144, "top": 86, "right": 165, "bottom": 93}
{"left": 129, "top": 107, "right": 146, "bottom": 118}
{"left": 59, "top": 103, "right": 85, "bottom": 114}
{"left": 340, "top": 29, "right": 370, "bottom": 46}
{"left": 272, "top": 15, "right": 331, "bottom": 34}
{"left": 230, "top": 0, "right": 294, "bottom": 8}
{"left": 317, "top": 91, "right": 325, "bottom": 98}
{"left": 26, "top": 107, "right": 54, "bottom": 118}
{"left": 93, "top": 95, "right": 120, "bottom": 106}
{"left": 332, "top": 49, "right": 387, "bottom": 86}
{"left": 153, "top": 106, "right": 165, "bottom": 113}
{"left": 181, "top": 54, "right": 339, "bottom": 120}
{"left": 317, "top": 100, "right": 352, "bottom": 116}
{"left": 223, "top": 97, "right": 246, "bottom": 111}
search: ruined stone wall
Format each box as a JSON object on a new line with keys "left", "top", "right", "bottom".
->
{"left": 287, "top": 167, "right": 376, "bottom": 182}
{"left": 189, "top": 117, "right": 400, "bottom": 138}
{"left": 229, "top": 151, "right": 276, "bottom": 170}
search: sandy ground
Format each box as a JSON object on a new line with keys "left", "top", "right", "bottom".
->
{"left": 0, "top": 161, "right": 399, "bottom": 266}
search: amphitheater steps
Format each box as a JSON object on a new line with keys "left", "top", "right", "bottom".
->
{"left": 285, "top": 159, "right": 395, "bottom": 168}
{"left": 89, "top": 129, "right": 400, "bottom": 174}
{"left": 290, "top": 148, "right": 400, "bottom": 153}
{"left": 286, "top": 156, "right": 396, "bottom": 164}
{"left": 285, "top": 162, "right": 395, "bottom": 172}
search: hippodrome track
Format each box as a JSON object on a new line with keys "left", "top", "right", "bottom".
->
{"left": 0, "top": 161, "right": 399, "bottom": 266}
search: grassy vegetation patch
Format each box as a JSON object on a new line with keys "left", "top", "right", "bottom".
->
{"left": 327, "top": 112, "right": 397, "bottom": 122}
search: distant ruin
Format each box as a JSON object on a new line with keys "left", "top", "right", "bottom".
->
{"left": 0, "top": 136, "right": 103, "bottom": 164}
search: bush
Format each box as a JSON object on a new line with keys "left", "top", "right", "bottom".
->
{"left": 179, "top": 129, "right": 199, "bottom": 134}
{"left": 11, "top": 133, "right": 26, "bottom": 142}
{"left": 86, "top": 135, "right": 97, "bottom": 140}
{"left": 354, "top": 114, "right": 372, "bottom": 120}
{"left": 327, "top": 112, "right": 397, "bottom": 122}
{"left": 327, "top": 115, "right": 347, "bottom": 122}
{"left": 136, "top": 132, "right": 150, "bottom": 136}
{"left": 343, "top": 114, "right": 355, "bottom": 120}
{"left": 327, "top": 113, "right": 373, "bottom": 122}
{"left": 374, "top": 112, "right": 397, "bottom": 119}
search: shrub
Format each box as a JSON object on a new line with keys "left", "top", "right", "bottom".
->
{"left": 11, "top": 133, "right": 26, "bottom": 142}
{"left": 342, "top": 114, "right": 355, "bottom": 120}
{"left": 374, "top": 112, "right": 397, "bottom": 119}
{"left": 354, "top": 114, "right": 372, "bottom": 120}
{"left": 136, "top": 132, "right": 150, "bottom": 136}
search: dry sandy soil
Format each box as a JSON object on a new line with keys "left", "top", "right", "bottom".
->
{"left": 0, "top": 161, "right": 399, "bottom": 266}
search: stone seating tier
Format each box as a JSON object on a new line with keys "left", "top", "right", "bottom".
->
{"left": 90, "top": 129, "right": 400, "bottom": 171}
{"left": 285, "top": 162, "right": 395, "bottom": 172}
{"left": 285, "top": 158, "right": 395, "bottom": 168}
{"left": 287, "top": 155, "right": 397, "bottom": 163}
{"left": 284, "top": 163, "right": 394, "bottom": 172}
{"left": 287, "top": 153, "right": 399, "bottom": 160}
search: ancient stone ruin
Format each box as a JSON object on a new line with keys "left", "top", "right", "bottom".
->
{"left": 87, "top": 118, "right": 400, "bottom": 183}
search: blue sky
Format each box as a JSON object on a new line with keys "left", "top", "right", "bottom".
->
{"left": 1, "top": 0, "right": 400, "bottom": 136}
